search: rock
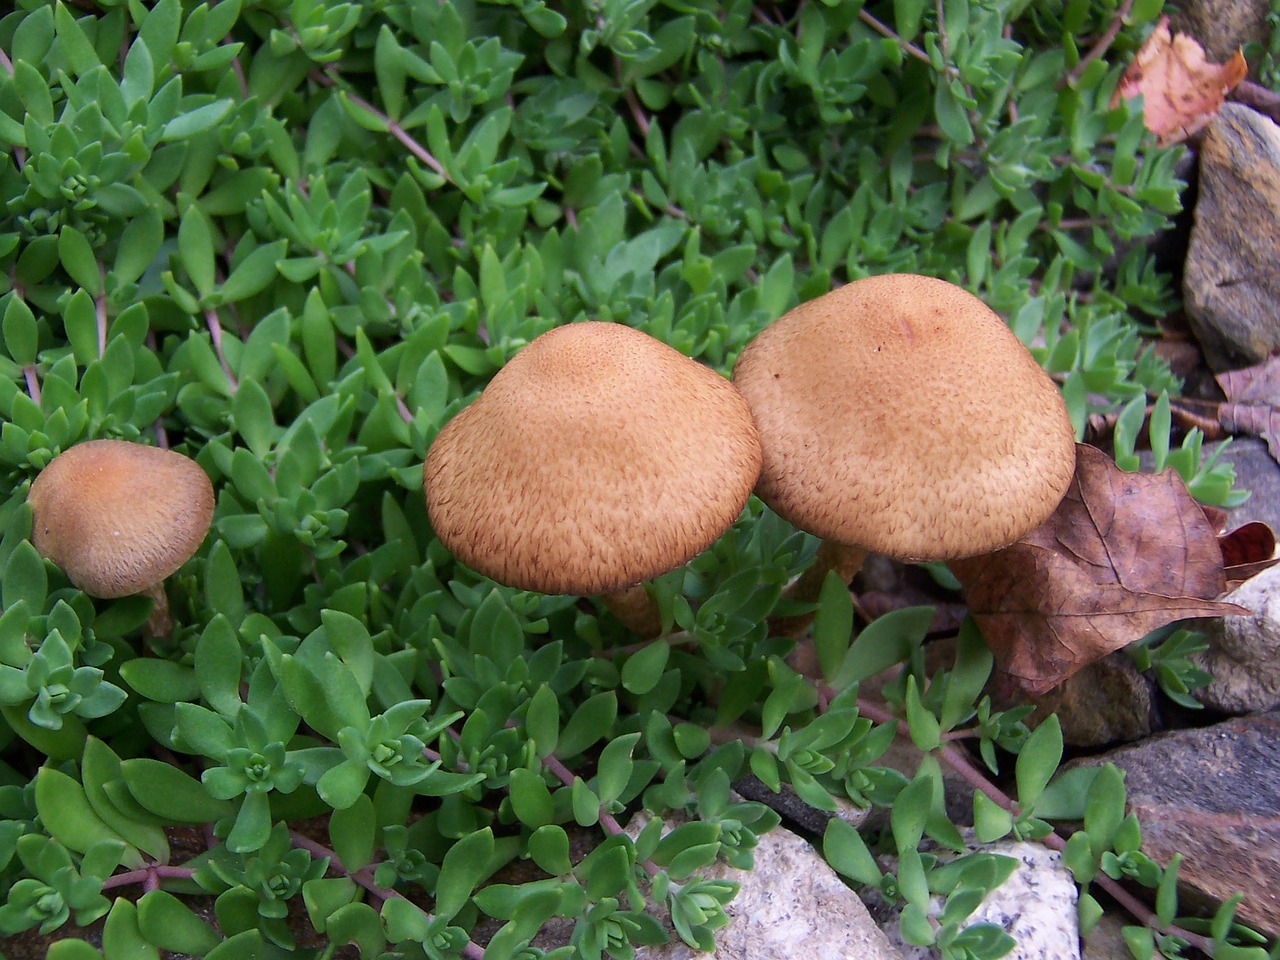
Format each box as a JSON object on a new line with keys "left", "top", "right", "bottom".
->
{"left": 1080, "top": 712, "right": 1280, "bottom": 937}
{"left": 1022, "top": 652, "right": 1157, "bottom": 747}
{"left": 1217, "top": 438, "right": 1280, "bottom": 533}
{"left": 869, "top": 838, "right": 1080, "bottom": 960}
{"left": 1197, "top": 565, "right": 1280, "bottom": 712}
{"left": 1168, "top": 0, "right": 1271, "bottom": 62}
{"left": 1183, "top": 104, "right": 1280, "bottom": 372}
{"left": 1081, "top": 910, "right": 1139, "bottom": 960}
{"left": 733, "top": 773, "right": 873, "bottom": 834}
{"left": 630, "top": 820, "right": 906, "bottom": 960}
{"left": 861, "top": 734, "right": 974, "bottom": 828}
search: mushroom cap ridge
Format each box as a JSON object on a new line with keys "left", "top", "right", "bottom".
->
{"left": 424, "top": 322, "right": 763, "bottom": 595}
{"left": 28, "top": 439, "right": 216, "bottom": 597}
{"left": 731, "top": 274, "right": 1076, "bottom": 561}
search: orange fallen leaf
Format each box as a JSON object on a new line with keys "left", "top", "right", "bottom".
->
{"left": 1110, "top": 16, "right": 1247, "bottom": 146}
{"left": 950, "top": 444, "right": 1246, "bottom": 695}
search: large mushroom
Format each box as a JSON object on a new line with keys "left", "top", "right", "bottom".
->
{"left": 732, "top": 273, "right": 1076, "bottom": 624}
{"left": 424, "top": 322, "right": 762, "bottom": 622}
{"left": 28, "top": 439, "right": 215, "bottom": 636}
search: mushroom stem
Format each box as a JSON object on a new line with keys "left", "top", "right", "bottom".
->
{"left": 769, "top": 540, "right": 868, "bottom": 640}
{"left": 141, "top": 582, "right": 172, "bottom": 640}
{"left": 600, "top": 583, "right": 664, "bottom": 639}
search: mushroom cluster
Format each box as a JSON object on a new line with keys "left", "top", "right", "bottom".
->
{"left": 424, "top": 277, "right": 1076, "bottom": 636}
{"left": 28, "top": 439, "right": 215, "bottom": 635}
{"left": 424, "top": 322, "right": 763, "bottom": 598}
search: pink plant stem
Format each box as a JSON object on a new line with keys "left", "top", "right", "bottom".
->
{"left": 289, "top": 831, "right": 486, "bottom": 960}
{"left": 309, "top": 69, "right": 450, "bottom": 182}
{"left": 857, "top": 10, "right": 934, "bottom": 67}
{"left": 540, "top": 753, "right": 659, "bottom": 878}
{"left": 354, "top": 92, "right": 449, "bottom": 180}
{"left": 23, "top": 365, "right": 40, "bottom": 405}
{"left": 845, "top": 692, "right": 1213, "bottom": 952}
{"left": 227, "top": 41, "right": 248, "bottom": 98}
{"left": 95, "top": 262, "right": 108, "bottom": 357}
{"left": 396, "top": 394, "right": 413, "bottom": 424}
{"left": 1063, "top": 0, "right": 1136, "bottom": 88}
{"left": 146, "top": 330, "right": 170, "bottom": 448}
{"left": 205, "top": 307, "right": 239, "bottom": 391}
{"left": 102, "top": 864, "right": 195, "bottom": 891}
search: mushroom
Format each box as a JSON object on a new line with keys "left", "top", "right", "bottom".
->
{"left": 28, "top": 439, "right": 216, "bottom": 636}
{"left": 424, "top": 322, "right": 762, "bottom": 623}
{"left": 731, "top": 274, "right": 1076, "bottom": 630}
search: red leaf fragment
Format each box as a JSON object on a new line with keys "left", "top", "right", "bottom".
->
{"left": 1219, "top": 521, "right": 1279, "bottom": 587}
{"left": 951, "top": 445, "right": 1246, "bottom": 696}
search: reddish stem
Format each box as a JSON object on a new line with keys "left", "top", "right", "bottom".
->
{"left": 102, "top": 864, "right": 195, "bottom": 891}
{"left": 540, "top": 753, "right": 659, "bottom": 878}
{"left": 1062, "top": 0, "right": 1136, "bottom": 88}
{"left": 95, "top": 263, "right": 108, "bottom": 357}
{"left": 289, "top": 831, "right": 486, "bottom": 959}
{"left": 205, "top": 307, "right": 239, "bottom": 391}
{"left": 23, "top": 365, "right": 40, "bottom": 405}
{"left": 845, "top": 693, "right": 1213, "bottom": 953}
{"left": 310, "top": 69, "right": 450, "bottom": 183}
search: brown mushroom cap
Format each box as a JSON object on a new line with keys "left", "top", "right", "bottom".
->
{"left": 732, "top": 274, "right": 1076, "bottom": 561}
{"left": 424, "top": 322, "right": 763, "bottom": 595}
{"left": 28, "top": 439, "right": 215, "bottom": 598}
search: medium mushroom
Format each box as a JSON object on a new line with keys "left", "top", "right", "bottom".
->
{"left": 28, "top": 439, "right": 216, "bottom": 636}
{"left": 731, "top": 274, "right": 1076, "bottom": 624}
{"left": 424, "top": 322, "right": 762, "bottom": 619}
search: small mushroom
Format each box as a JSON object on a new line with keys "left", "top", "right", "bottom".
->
{"left": 424, "top": 322, "right": 763, "bottom": 615}
{"left": 732, "top": 274, "right": 1076, "bottom": 630}
{"left": 28, "top": 439, "right": 215, "bottom": 636}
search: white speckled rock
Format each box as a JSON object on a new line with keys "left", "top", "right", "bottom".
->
{"left": 630, "top": 817, "right": 906, "bottom": 960}
{"left": 875, "top": 839, "right": 1080, "bottom": 960}
{"left": 1197, "top": 564, "right": 1280, "bottom": 713}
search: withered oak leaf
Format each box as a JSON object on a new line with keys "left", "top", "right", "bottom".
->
{"left": 950, "top": 444, "right": 1246, "bottom": 695}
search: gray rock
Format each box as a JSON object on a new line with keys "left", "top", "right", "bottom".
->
{"left": 1198, "top": 565, "right": 1280, "bottom": 712}
{"left": 1168, "top": 0, "right": 1271, "bottom": 62}
{"left": 873, "top": 839, "right": 1080, "bottom": 960}
{"left": 733, "top": 772, "right": 873, "bottom": 835}
{"left": 1184, "top": 105, "right": 1280, "bottom": 372}
{"left": 1079, "top": 712, "right": 1280, "bottom": 938}
{"left": 1217, "top": 438, "right": 1280, "bottom": 533}
{"left": 1081, "top": 911, "right": 1139, "bottom": 960}
{"left": 628, "top": 816, "right": 906, "bottom": 960}
{"left": 1024, "top": 652, "right": 1156, "bottom": 747}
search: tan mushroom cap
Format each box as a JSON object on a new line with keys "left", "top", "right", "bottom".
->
{"left": 28, "top": 439, "right": 215, "bottom": 598}
{"left": 424, "top": 322, "right": 763, "bottom": 595}
{"left": 732, "top": 274, "right": 1076, "bottom": 561}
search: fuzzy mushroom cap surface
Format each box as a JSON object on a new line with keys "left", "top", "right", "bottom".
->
{"left": 732, "top": 274, "right": 1076, "bottom": 561}
{"left": 424, "top": 322, "right": 763, "bottom": 595}
{"left": 28, "top": 439, "right": 216, "bottom": 598}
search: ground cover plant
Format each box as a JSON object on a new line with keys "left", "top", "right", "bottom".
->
{"left": 0, "top": 0, "right": 1269, "bottom": 958}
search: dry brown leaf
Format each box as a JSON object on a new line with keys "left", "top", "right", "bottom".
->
{"left": 1217, "top": 355, "right": 1280, "bottom": 466}
{"left": 1220, "top": 521, "right": 1280, "bottom": 587}
{"left": 1111, "top": 16, "right": 1247, "bottom": 146}
{"left": 950, "top": 444, "right": 1246, "bottom": 696}
{"left": 1217, "top": 354, "right": 1280, "bottom": 403}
